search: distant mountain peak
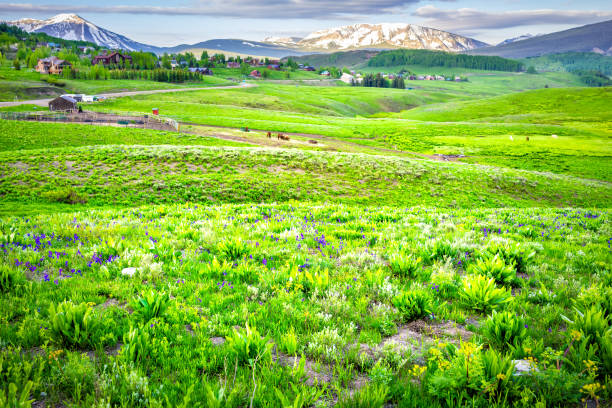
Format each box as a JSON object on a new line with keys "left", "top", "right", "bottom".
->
{"left": 5, "top": 13, "right": 159, "bottom": 53}
{"left": 293, "top": 23, "right": 488, "bottom": 52}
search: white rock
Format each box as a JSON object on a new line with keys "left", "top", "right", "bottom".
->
{"left": 121, "top": 267, "right": 137, "bottom": 277}
{"left": 512, "top": 359, "right": 539, "bottom": 375}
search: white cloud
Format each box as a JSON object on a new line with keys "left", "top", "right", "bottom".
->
{"left": 413, "top": 6, "right": 612, "bottom": 31}
{"left": 0, "top": 1, "right": 434, "bottom": 19}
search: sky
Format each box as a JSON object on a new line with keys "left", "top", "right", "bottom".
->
{"left": 0, "top": 0, "right": 611, "bottom": 46}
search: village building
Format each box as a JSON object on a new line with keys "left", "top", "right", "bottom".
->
{"left": 91, "top": 52, "right": 133, "bottom": 66}
{"left": 227, "top": 61, "right": 241, "bottom": 68}
{"left": 340, "top": 72, "right": 354, "bottom": 84}
{"left": 320, "top": 70, "right": 330, "bottom": 76}
{"left": 249, "top": 70, "right": 261, "bottom": 78}
{"left": 302, "top": 66, "right": 316, "bottom": 71}
{"left": 48, "top": 95, "right": 78, "bottom": 112}
{"left": 36, "top": 56, "right": 72, "bottom": 75}
{"left": 188, "top": 67, "right": 213, "bottom": 75}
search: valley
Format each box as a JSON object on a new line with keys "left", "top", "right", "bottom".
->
{"left": 0, "top": 10, "right": 610, "bottom": 408}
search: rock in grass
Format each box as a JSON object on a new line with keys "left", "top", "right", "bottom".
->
{"left": 121, "top": 267, "right": 137, "bottom": 277}
{"left": 512, "top": 359, "right": 539, "bottom": 375}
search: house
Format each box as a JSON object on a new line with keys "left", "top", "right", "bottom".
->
{"left": 340, "top": 72, "right": 354, "bottom": 84}
{"left": 267, "top": 64, "right": 280, "bottom": 70}
{"left": 302, "top": 66, "right": 316, "bottom": 71}
{"left": 227, "top": 61, "right": 241, "bottom": 68}
{"left": 320, "top": 70, "right": 330, "bottom": 76}
{"left": 455, "top": 76, "right": 462, "bottom": 82}
{"left": 36, "top": 56, "right": 72, "bottom": 75}
{"left": 249, "top": 70, "right": 261, "bottom": 78}
{"left": 77, "top": 46, "right": 94, "bottom": 54}
{"left": 435, "top": 75, "right": 445, "bottom": 81}
{"left": 409, "top": 75, "right": 417, "bottom": 80}
{"left": 170, "top": 60, "right": 179, "bottom": 69}
{"left": 48, "top": 95, "right": 78, "bottom": 112}
{"left": 417, "top": 75, "right": 425, "bottom": 80}
{"left": 188, "top": 67, "right": 213, "bottom": 75}
{"left": 91, "top": 52, "right": 133, "bottom": 66}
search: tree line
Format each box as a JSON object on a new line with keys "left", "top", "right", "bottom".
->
{"left": 62, "top": 67, "right": 204, "bottom": 83}
{"left": 368, "top": 49, "right": 524, "bottom": 72}
{"left": 353, "top": 73, "right": 406, "bottom": 89}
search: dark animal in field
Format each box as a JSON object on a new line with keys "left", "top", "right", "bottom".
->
{"left": 277, "top": 133, "right": 290, "bottom": 141}
{"left": 526, "top": 136, "right": 529, "bottom": 141}
{"left": 267, "top": 132, "right": 272, "bottom": 138}
{"left": 308, "top": 140, "right": 318, "bottom": 144}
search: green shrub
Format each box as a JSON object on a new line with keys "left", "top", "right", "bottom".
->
{"left": 388, "top": 253, "right": 422, "bottom": 278}
{"left": 132, "top": 290, "right": 170, "bottom": 322}
{"left": 48, "top": 300, "right": 102, "bottom": 348}
{"left": 41, "top": 188, "right": 87, "bottom": 204}
{"left": 482, "top": 311, "right": 527, "bottom": 351}
{"left": 459, "top": 275, "right": 512, "bottom": 313}
{"left": 468, "top": 255, "right": 517, "bottom": 287}
{"left": 392, "top": 290, "right": 432, "bottom": 321}
{"left": 278, "top": 327, "right": 299, "bottom": 355}
{"left": 225, "top": 323, "right": 273, "bottom": 366}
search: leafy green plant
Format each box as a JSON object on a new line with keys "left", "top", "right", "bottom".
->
{"left": 121, "top": 326, "right": 152, "bottom": 364}
{"left": 483, "top": 242, "right": 535, "bottom": 274}
{"left": 392, "top": 289, "right": 432, "bottom": 321}
{"left": 480, "top": 348, "right": 515, "bottom": 400}
{"left": 337, "top": 383, "right": 388, "bottom": 408}
{"left": 459, "top": 275, "right": 512, "bottom": 313}
{"left": 0, "top": 348, "right": 44, "bottom": 408}
{"left": 275, "top": 383, "right": 325, "bottom": 408}
{"left": 132, "top": 290, "right": 170, "bottom": 322}
{"left": 388, "top": 253, "right": 422, "bottom": 278}
{"left": 0, "top": 264, "right": 21, "bottom": 293}
{"left": 467, "top": 255, "right": 517, "bottom": 287}
{"left": 225, "top": 323, "right": 273, "bottom": 366}
{"left": 217, "top": 237, "right": 248, "bottom": 261}
{"left": 279, "top": 327, "right": 299, "bottom": 355}
{"left": 48, "top": 300, "right": 102, "bottom": 348}
{"left": 482, "top": 311, "right": 527, "bottom": 351}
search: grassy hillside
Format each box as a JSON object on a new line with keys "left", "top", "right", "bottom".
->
{"left": 0, "top": 143, "right": 610, "bottom": 215}
{"left": 395, "top": 87, "right": 612, "bottom": 124}
{"left": 522, "top": 52, "right": 612, "bottom": 75}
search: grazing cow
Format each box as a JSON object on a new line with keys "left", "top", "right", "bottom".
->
{"left": 267, "top": 132, "right": 272, "bottom": 138}
{"left": 526, "top": 136, "right": 530, "bottom": 141}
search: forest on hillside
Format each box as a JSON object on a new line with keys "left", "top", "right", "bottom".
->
{"left": 368, "top": 49, "right": 524, "bottom": 72}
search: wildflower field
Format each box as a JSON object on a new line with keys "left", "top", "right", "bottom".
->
{"left": 0, "top": 74, "right": 611, "bottom": 407}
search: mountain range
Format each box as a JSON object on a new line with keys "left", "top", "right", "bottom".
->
{"left": 5, "top": 13, "right": 611, "bottom": 60}
{"left": 5, "top": 14, "right": 487, "bottom": 56}
{"left": 471, "top": 19, "right": 612, "bottom": 58}
{"left": 268, "top": 23, "right": 488, "bottom": 52}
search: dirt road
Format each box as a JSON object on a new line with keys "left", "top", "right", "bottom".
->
{"left": 0, "top": 82, "right": 255, "bottom": 108}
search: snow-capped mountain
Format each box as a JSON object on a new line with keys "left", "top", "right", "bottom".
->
{"left": 263, "top": 36, "right": 303, "bottom": 47}
{"left": 497, "top": 34, "right": 536, "bottom": 46}
{"left": 6, "top": 14, "right": 160, "bottom": 53}
{"left": 290, "top": 23, "right": 488, "bottom": 52}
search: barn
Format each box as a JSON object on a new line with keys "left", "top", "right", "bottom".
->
{"left": 48, "top": 95, "right": 78, "bottom": 112}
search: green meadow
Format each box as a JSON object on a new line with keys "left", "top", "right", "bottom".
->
{"left": 0, "top": 64, "right": 611, "bottom": 408}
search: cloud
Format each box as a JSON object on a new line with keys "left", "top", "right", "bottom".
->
{"left": 0, "top": 1, "right": 444, "bottom": 19}
{"left": 413, "top": 6, "right": 612, "bottom": 31}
